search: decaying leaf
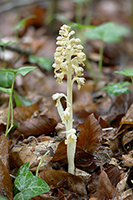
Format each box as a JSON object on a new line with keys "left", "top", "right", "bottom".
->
{"left": 39, "top": 169, "right": 87, "bottom": 196}
{"left": 0, "top": 158, "right": 13, "bottom": 200}
{"left": 13, "top": 114, "right": 57, "bottom": 138}
{"left": 0, "top": 135, "right": 9, "bottom": 169}
{"left": 13, "top": 104, "right": 39, "bottom": 123}
{"left": 10, "top": 145, "right": 38, "bottom": 168}
{"left": 96, "top": 169, "right": 116, "bottom": 199}
{"left": 77, "top": 113, "right": 102, "bottom": 153}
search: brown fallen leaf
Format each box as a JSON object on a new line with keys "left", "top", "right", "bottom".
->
{"left": 13, "top": 104, "right": 40, "bottom": 123}
{"left": 0, "top": 158, "right": 13, "bottom": 200}
{"left": 51, "top": 141, "right": 102, "bottom": 173}
{"left": 10, "top": 145, "right": 38, "bottom": 168}
{"left": 96, "top": 169, "right": 116, "bottom": 199}
{"left": 39, "top": 169, "right": 87, "bottom": 196}
{"left": 0, "top": 135, "right": 9, "bottom": 169}
{"left": 122, "top": 154, "right": 133, "bottom": 167}
{"left": 77, "top": 113, "right": 102, "bottom": 153}
{"left": 13, "top": 114, "right": 57, "bottom": 138}
{"left": 87, "top": 165, "right": 120, "bottom": 195}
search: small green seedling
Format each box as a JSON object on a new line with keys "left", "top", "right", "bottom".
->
{"left": 0, "top": 66, "right": 36, "bottom": 137}
{"left": 13, "top": 90, "right": 32, "bottom": 107}
{"left": 36, "top": 150, "right": 50, "bottom": 177}
{"left": 52, "top": 24, "right": 86, "bottom": 174}
{"left": 13, "top": 162, "right": 50, "bottom": 200}
{"left": 29, "top": 55, "right": 52, "bottom": 71}
{"left": 115, "top": 68, "right": 133, "bottom": 83}
{"left": 84, "top": 22, "right": 130, "bottom": 81}
{"left": 101, "top": 81, "right": 131, "bottom": 97}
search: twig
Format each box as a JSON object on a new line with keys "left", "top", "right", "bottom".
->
{"left": 0, "top": 44, "right": 31, "bottom": 56}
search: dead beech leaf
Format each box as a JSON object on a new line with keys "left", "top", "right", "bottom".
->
{"left": 87, "top": 165, "right": 120, "bottom": 195}
{"left": 122, "top": 154, "right": 133, "bottom": 167}
{"left": 39, "top": 169, "right": 87, "bottom": 196}
{"left": 121, "top": 130, "right": 133, "bottom": 152}
{"left": 10, "top": 145, "right": 38, "bottom": 168}
{"left": 0, "top": 158, "right": 13, "bottom": 200}
{"left": 116, "top": 172, "right": 128, "bottom": 193}
{"left": 115, "top": 188, "right": 133, "bottom": 200}
{"left": 73, "top": 91, "right": 98, "bottom": 114}
{"left": 13, "top": 104, "right": 39, "bottom": 123}
{"left": 77, "top": 113, "right": 102, "bottom": 153}
{"left": 114, "top": 172, "right": 132, "bottom": 200}
{"left": 125, "top": 103, "right": 133, "bottom": 119}
{"left": 13, "top": 114, "right": 57, "bottom": 138}
{"left": 116, "top": 103, "right": 133, "bottom": 135}
{"left": 0, "top": 135, "right": 9, "bottom": 169}
{"left": 0, "top": 105, "right": 39, "bottom": 128}
{"left": 75, "top": 147, "right": 102, "bottom": 173}
{"left": 52, "top": 142, "right": 102, "bottom": 173}
{"left": 51, "top": 140, "right": 67, "bottom": 165}
{"left": 96, "top": 169, "right": 116, "bottom": 199}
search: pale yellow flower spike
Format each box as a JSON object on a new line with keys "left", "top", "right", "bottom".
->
{"left": 52, "top": 24, "right": 86, "bottom": 174}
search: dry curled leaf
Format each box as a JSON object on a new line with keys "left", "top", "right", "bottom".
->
{"left": 13, "top": 114, "right": 57, "bottom": 138}
{"left": 96, "top": 169, "right": 116, "bottom": 199}
{"left": 39, "top": 169, "right": 87, "bottom": 196}
{"left": 77, "top": 113, "right": 102, "bottom": 153}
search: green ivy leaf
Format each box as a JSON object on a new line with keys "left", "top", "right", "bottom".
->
{"left": 13, "top": 91, "right": 32, "bottom": 107}
{"left": 14, "top": 162, "right": 50, "bottom": 200}
{"left": 29, "top": 55, "right": 52, "bottom": 71}
{"left": 101, "top": 82, "right": 131, "bottom": 97}
{"left": 0, "top": 87, "right": 11, "bottom": 94}
{"left": 14, "top": 172, "right": 50, "bottom": 200}
{"left": 115, "top": 68, "right": 133, "bottom": 77}
{"left": 84, "top": 22, "right": 130, "bottom": 43}
{"left": 17, "top": 162, "right": 30, "bottom": 176}
{"left": 0, "top": 70, "right": 14, "bottom": 87}
{"left": 15, "top": 171, "right": 33, "bottom": 191}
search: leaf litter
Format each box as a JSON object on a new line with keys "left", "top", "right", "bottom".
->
{"left": 0, "top": 0, "right": 133, "bottom": 199}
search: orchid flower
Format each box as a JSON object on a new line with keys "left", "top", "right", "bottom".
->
{"left": 52, "top": 24, "right": 86, "bottom": 174}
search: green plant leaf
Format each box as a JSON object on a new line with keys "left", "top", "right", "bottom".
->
{"left": 17, "top": 162, "right": 30, "bottom": 176}
{"left": 13, "top": 91, "right": 32, "bottom": 107}
{"left": 29, "top": 55, "right": 52, "bottom": 71}
{"left": 15, "top": 171, "right": 33, "bottom": 191}
{"left": 69, "top": 22, "right": 95, "bottom": 29}
{"left": 0, "top": 87, "right": 11, "bottom": 94}
{"left": 14, "top": 172, "right": 50, "bottom": 200}
{"left": 115, "top": 68, "right": 133, "bottom": 77}
{"left": 0, "top": 70, "right": 14, "bottom": 87}
{"left": 101, "top": 82, "right": 131, "bottom": 97}
{"left": 84, "top": 22, "right": 130, "bottom": 43}
{"left": 16, "top": 66, "right": 36, "bottom": 76}
{"left": 0, "top": 40, "right": 15, "bottom": 47}
{"left": 0, "top": 196, "right": 8, "bottom": 200}
{"left": 12, "top": 15, "right": 35, "bottom": 30}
